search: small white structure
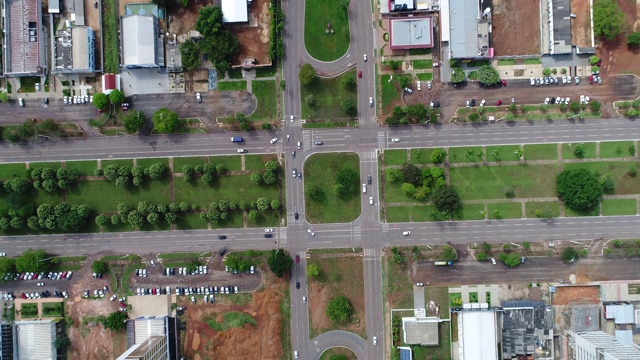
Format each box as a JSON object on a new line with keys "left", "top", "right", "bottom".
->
{"left": 221, "top": 0, "right": 248, "bottom": 23}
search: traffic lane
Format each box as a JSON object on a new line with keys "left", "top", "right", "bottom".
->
{"left": 383, "top": 216, "right": 640, "bottom": 244}
{"left": 310, "top": 330, "right": 367, "bottom": 360}
{"left": 416, "top": 256, "right": 640, "bottom": 286}
{"left": 363, "top": 257, "right": 384, "bottom": 359}
{"left": 291, "top": 252, "right": 311, "bottom": 358}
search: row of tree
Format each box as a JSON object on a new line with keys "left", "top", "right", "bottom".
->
{"left": 0, "top": 119, "right": 66, "bottom": 144}
{"left": 93, "top": 90, "right": 125, "bottom": 111}
{"left": 0, "top": 249, "right": 50, "bottom": 274}
{"left": 386, "top": 104, "right": 439, "bottom": 125}
{"left": 94, "top": 162, "right": 166, "bottom": 189}
{"left": 199, "top": 197, "right": 281, "bottom": 223}
{"left": 95, "top": 201, "right": 194, "bottom": 228}
{"left": 31, "top": 167, "right": 80, "bottom": 192}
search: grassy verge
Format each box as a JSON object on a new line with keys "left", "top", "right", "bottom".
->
{"left": 487, "top": 202, "right": 523, "bottom": 219}
{"left": 42, "top": 302, "right": 64, "bottom": 317}
{"left": 524, "top": 58, "right": 542, "bottom": 64}
{"left": 249, "top": 80, "right": 277, "bottom": 121}
{"left": 228, "top": 69, "right": 244, "bottom": 79}
{"left": 524, "top": 201, "right": 561, "bottom": 219}
{"left": 122, "top": 263, "right": 146, "bottom": 296}
{"left": 413, "top": 60, "right": 432, "bottom": 69}
{"left": 157, "top": 252, "right": 211, "bottom": 260}
{"left": 20, "top": 303, "right": 38, "bottom": 318}
{"left": 103, "top": 0, "right": 119, "bottom": 73}
{"left": 302, "top": 119, "right": 358, "bottom": 129}
{"left": 19, "top": 77, "right": 40, "bottom": 92}
{"left": 409, "top": 48, "right": 431, "bottom": 55}
{"left": 599, "top": 141, "right": 635, "bottom": 158}
{"left": 497, "top": 59, "right": 516, "bottom": 66}
{"left": 522, "top": 144, "right": 558, "bottom": 160}
{"left": 255, "top": 67, "right": 277, "bottom": 78}
{"left": 410, "top": 148, "right": 444, "bottom": 165}
{"left": 386, "top": 205, "right": 438, "bottom": 222}
{"left": 448, "top": 146, "right": 484, "bottom": 164}
{"left": 381, "top": 74, "right": 409, "bottom": 110}
{"left": 384, "top": 255, "right": 413, "bottom": 309}
{"left": 601, "top": 198, "right": 637, "bottom": 216}
{"left": 415, "top": 73, "right": 433, "bottom": 81}
{"left": 465, "top": 60, "right": 490, "bottom": 67}
{"left": 218, "top": 81, "right": 247, "bottom": 91}
{"left": 301, "top": 69, "right": 357, "bottom": 119}
{"left": 320, "top": 348, "right": 356, "bottom": 360}
{"left": 562, "top": 143, "right": 597, "bottom": 159}
{"left": 304, "top": 152, "right": 361, "bottom": 223}
{"left": 304, "top": 0, "right": 350, "bottom": 61}
{"left": 384, "top": 149, "right": 408, "bottom": 166}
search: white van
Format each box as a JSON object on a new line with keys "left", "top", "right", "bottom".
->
{"left": 294, "top": 351, "right": 299, "bottom": 359}
{"left": 369, "top": 197, "right": 374, "bottom": 205}
{"left": 362, "top": 184, "right": 367, "bottom": 193}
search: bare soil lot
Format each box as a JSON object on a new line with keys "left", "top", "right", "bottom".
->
{"left": 179, "top": 268, "right": 285, "bottom": 360}
{"left": 597, "top": 0, "right": 640, "bottom": 76}
{"left": 551, "top": 285, "right": 599, "bottom": 305}
{"left": 492, "top": 0, "right": 541, "bottom": 55}
{"left": 307, "top": 256, "right": 365, "bottom": 338}
{"left": 570, "top": 0, "right": 592, "bottom": 48}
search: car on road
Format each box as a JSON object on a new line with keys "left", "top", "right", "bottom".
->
{"left": 314, "top": 141, "right": 323, "bottom": 145}
{"left": 403, "top": 87, "right": 413, "bottom": 94}
{"left": 363, "top": 54, "right": 367, "bottom": 61}
{"left": 369, "top": 197, "right": 374, "bottom": 205}
{"left": 521, "top": 256, "right": 526, "bottom": 264}
{"left": 589, "top": 75, "right": 594, "bottom": 84}
{"left": 44, "top": 98, "right": 49, "bottom": 105}
{"left": 511, "top": 98, "right": 516, "bottom": 104}
{"left": 373, "top": 336, "right": 377, "bottom": 345}
{"left": 307, "top": 229, "right": 315, "bottom": 236}
{"left": 292, "top": 169, "right": 297, "bottom": 178}
{"left": 294, "top": 351, "right": 299, "bottom": 359}
{"left": 296, "top": 282, "right": 300, "bottom": 289}
{"left": 218, "top": 235, "right": 227, "bottom": 240}
{"left": 294, "top": 212, "right": 299, "bottom": 220}
{"left": 567, "top": 75, "right": 572, "bottom": 83}
{"left": 491, "top": 258, "right": 497, "bottom": 265}
{"left": 598, "top": 77, "right": 602, "bottom": 85}
{"left": 297, "top": 141, "right": 301, "bottom": 149}
{"left": 544, "top": 77, "right": 549, "bottom": 85}
{"left": 580, "top": 95, "right": 585, "bottom": 104}
{"left": 302, "top": 296, "right": 307, "bottom": 304}
{"left": 219, "top": 247, "right": 227, "bottom": 256}
{"left": 417, "top": 81, "right": 421, "bottom": 91}
{"left": 291, "top": 150, "right": 295, "bottom": 158}
{"left": 264, "top": 234, "right": 273, "bottom": 238}
{"left": 62, "top": 291, "right": 69, "bottom": 298}
{"left": 196, "top": 93, "right": 201, "bottom": 102}
{"left": 362, "top": 184, "right": 367, "bottom": 193}
{"left": 495, "top": 99, "right": 502, "bottom": 106}
{"left": 480, "top": 99, "right": 486, "bottom": 106}
{"left": 110, "top": 294, "right": 117, "bottom": 301}
{"left": 367, "top": 175, "right": 372, "bottom": 185}
{"left": 357, "top": 70, "right": 362, "bottom": 78}
{"left": 391, "top": 138, "right": 400, "bottom": 143}
{"left": 501, "top": 80, "right": 507, "bottom": 86}
{"left": 296, "top": 255, "right": 300, "bottom": 263}
{"left": 150, "top": 260, "right": 155, "bottom": 267}
{"left": 290, "top": 115, "right": 294, "bottom": 122}
{"left": 402, "top": 231, "right": 411, "bottom": 236}
{"left": 18, "top": 98, "right": 24, "bottom": 107}
{"left": 369, "top": 97, "right": 373, "bottom": 107}
{"left": 237, "top": 149, "right": 247, "bottom": 153}
{"left": 36, "top": 282, "right": 44, "bottom": 287}
{"left": 270, "top": 137, "right": 278, "bottom": 144}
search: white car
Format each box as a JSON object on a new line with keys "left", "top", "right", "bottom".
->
{"left": 584, "top": 96, "right": 589, "bottom": 105}
{"left": 63, "top": 291, "right": 69, "bottom": 298}
{"left": 530, "top": 78, "right": 535, "bottom": 86}
{"left": 369, "top": 197, "right": 374, "bottom": 205}
{"left": 427, "top": 81, "right": 432, "bottom": 90}
{"left": 110, "top": 294, "right": 117, "bottom": 301}
{"left": 567, "top": 75, "right": 572, "bottom": 83}
{"left": 480, "top": 99, "right": 486, "bottom": 106}
{"left": 363, "top": 54, "right": 367, "bottom": 61}
{"left": 307, "top": 229, "right": 315, "bottom": 236}
{"left": 362, "top": 184, "right": 367, "bottom": 193}
{"left": 369, "top": 97, "right": 373, "bottom": 107}
{"left": 544, "top": 97, "right": 550, "bottom": 105}
{"left": 491, "top": 258, "right": 497, "bottom": 265}
{"left": 150, "top": 260, "right": 156, "bottom": 267}
{"left": 373, "top": 336, "right": 377, "bottom": 345}
{"left": 402, "top": 231, "right": 411, "bottom": 236}
{"left": 391, "top": 138, "right": 400, "bottom": 143}
{"left": 562, "top": 76, "right": 567, "bottom": 84}
{"left": 417, "top": 81, "right": 421, "bottom": 91}
{"left": 270, "top": 137, "right": 278, "bottom": 144}
{"left": 302, "top": 296, "right": 307, "bottom": 304}
{"left": 36, "top": 282, "right": 44, "bottom": 287}
{"left": 196, "top": 93, "right": 202, "bottom": 102}
{"left": 565, "top": 97, "right": 570, "bottom": 105}
{"left": 237, "top": 149, "right": 247, "bottom": 153}
{"left": 580, "top": 95, "right": 585, "bottom": 104}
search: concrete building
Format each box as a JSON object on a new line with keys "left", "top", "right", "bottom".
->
{"left": 116, "top": 317, "right": 178, "bottom": 360}
{"left": 52, "top": 26, "right": 97, "bottom": 74}
{"left": 1, "top": 0, "right": 48, "bottom": 76}
{"left": 401, "top": 317, "right": 439, "bottom": 345}
{"left": 548, "top": 0, "right": 572, "bottom": 54}
{"left": 221, "top": 0, "right": 249, "bottom": 23}
{"left": 501, "top": 300, "right": 554, "bottom": 360}
{"left": 120, "top": 15, "right": 164, "bottom": 68}
{"left": 389, "top": 17, "right": 434, "bottom": 50}
{"left": 0, "top": 322, "right": 13, "bottom": 360}
{"left": 454, "top": 303, "right": 499, "bottom": 360}
{"left": 604, "top": 303, "right": 636, "bottom": 346}
{"left": 568, "top": 330, "right": 640, "bottom": 360}
{"left": 389, "top": 0, "right": 415, "bottom": 12}
{"left": 442, "top": 0, "right": 492, "bottom": 59}
{"left": 13, "top": 320, "right": 57, "bottom": 360}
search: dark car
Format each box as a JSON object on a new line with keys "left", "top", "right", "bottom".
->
{"left": 294, "top": 212, "right": 299, "bottom": 220}
{"left": 44, "top": 98, "right": 49, "bottom": 105}
{"left": 471, "top": 99, "right": 476, "bottom": 107}
{"left": 264, "top": 234, "right": 273, "bottom": 238}
{"left": 314, "top": 141, "right": 323, "bottom": 145}
{"left": 218, "top": 235, "right": 227, "bottom": 240}
{"left": 296, "top": 282, "right": 300, "bottom": 289}
{"left": 435, "top": 101, "right": 440, "bottom": 108}
{"left": 367, "top": 175, "right": 372, "bottom": 185}
{"left": 170, "top": 267, "right": 175, "bottom": 276}
{"left": 219, "top": 247, "right": 227, "bottom": 256}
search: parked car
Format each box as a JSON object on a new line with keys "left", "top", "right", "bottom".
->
{"left": 417, "top": 81, "right": 421, "bottom": 91}
{"left": 196, "top": 93, "right": 202, "bottom": 102}
{"left": 357, "top": 70, "right": 362, "bottom": 78}
{"left": 403, "top": 87, "right": 413, "bottom": 94}
{"left": 296, "top": 255, "right": 300, "bottom": 263}
{"left": 480, "top": 99, "right": 486, "bottom": 106}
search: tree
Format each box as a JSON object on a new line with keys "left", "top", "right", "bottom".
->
{"left": 477, "top": 65, "right": 500, "bottom": 86}
{"left": 556, "top": 169, "right": 603, "bottom": 211}
{"left": 15, "top": 249, "right": 49, "bottom": 273}
{"left": 180, "top": 39, "right": 201, "bottom": 71}
{"left": 93, "top": 93, "right": 108, "bottom": 111}
{"left": 182, "top": 165, "right": 194, "bottom": 182}
{"left": 250, "top": 171, "right": 263, "bottom": 184}
{"left": 589, "top": 56, "right": 600, "bottom": 65}
{"left": 305, "top": 184, "right": 323, "bottom": 201}
{"left": 593, "top": 0, "right": 624, "bottom": 41}
{"left": 600, "top": 174, "right": 615, "bottom": 192}
{"left": 307, "top": 263, "right": 320, "bottom": 277}
{"left": 122, "top": 110, "right": 146, "bottom": 134}
{"left": 304, "top": 94, "right": 317, "bottom": 107}
{"left": 270, "top": 200, "right": 280, "bottom": 210}
{"left": 195, "top": 6, "right": 240, "bottom": 72}
{"left": 152, "top": 108, "right": 179, "bottom": 134}
{"left": 401, "top": 182, "right": 417, "bottom": 196}
{"left": 335, "top": 167, "right": 359, "bottom": 195}
{"left": 562, "top": 246, "right": 580, "bottom": 263}
{"left": 95, "top": 214, "right": 109, "bottom": 227}
{"left": 299, "top": 64, "right": 317, "bottom": 85}
{"left": 499, "top": 252, "right": 521, "bottom": 267}
{"left": 385, "top": 168, "right": 402, "bottom": 183}
{"left": 570, "top": 101, "right": 581, "bottom": 113}
{"left": 53, "top": 336, "right": 70, "bottom": 350}
{"left": 341, "top": 75, "right": 356, "bottom": 90}
{"left": 451, "top": 67, "right": 465, "bottom": 83}
{"left": 148, "top": 163, "right": 166, "bottom": 180}
{"left": 0, "top": 258, "right": 16, "bottom": 275}
{"left": 91, "top": 260, "right": 108, "bottom": 274}
{"left": 590, "top": 100, "right": 601, "bottom": 112}
{"left": 109, "top": 89, "right": 125, "bottom": 105}
{"left": 115, "top": 176, "right": 130, "bottom": 189}
{"left": 432, "top": 186, "right": 461, "bottom": 216}
{"left": 256, "top": 197, "right": 270, "bottom": 211}
{"left": 267, "top": 249, "right": 293, "bottom": 277}
{"left": 401, "top": 163, "right": 421, "bottom": 186}
{"left": 326, "top": 295, "right": 354, "bottom": 324}
{"left": 628, "top": 32, "right": 640, "bottom": 45}
{"left": 104, "top": 311, "right": 128, "bottom": 331}
{"left": 430, "top": 148, "right": 447, "bottom": 164}
{"left": 542, "top": 68, "right": 551, "bottom": 76}
{"left": 263, "top": 170, "right": 277, "bottom": 185}
{"left": 248, "top": 209, "right": 259, "bottom": 221}
{"left": 341, "top": 100, "right": 357, "bottom": 116}
{"left": 165, "top": 212, "right": 178, "bottom": 224}
{"left": 127, "top": 210, "right": 144, "bottom": 228}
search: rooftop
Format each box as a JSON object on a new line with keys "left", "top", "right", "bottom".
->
{"left": 221, "top": 0, "right": 248, "bottom": 23}
{"left": 572, "top": 330, "right": 640, "bottom": 359}
{"left": 389, "top": 17, "right": 434, "bottom": 50}
{"left": 402, "top": 317, "right": 439, "bottom": 345}
{"left": 15, "top": 320, "right": 56, "bottom": 360}
{"left": 457, "top": 308, "right": 498, "bottom": 360}
{"left": 550, "top": 0, "right": 572, "bottom": 54}
{"left": 121, "top": 15, "right": 158, "bottom": 67}
{"left": 447, "top": 0, "right": 492, "bottom": 59}
{"left": 3, "top": 0, "right": 44, "bottom": 75}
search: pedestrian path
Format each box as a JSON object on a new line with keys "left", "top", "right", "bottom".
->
{"left": 302, "top": 130, "right": 313, "bottom": 148}
{"left": 352, "top": 225, "right": 362, "bottom": 243}
{"left": 377, "top": 132, "right": 386, "bottom": 149}
{"left": 278, "top": 228, "right": 287, "bottom": 246}
{"left": 363, "top": 248, "right": 380, "bottom": 258}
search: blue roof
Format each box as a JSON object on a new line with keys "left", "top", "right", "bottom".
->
{"left": 399, "top": 348, "right": 412, "bottom": 360}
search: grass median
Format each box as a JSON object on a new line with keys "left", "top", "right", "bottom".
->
{"left": 304, "top": 0, "right": 350, "bottom": 61}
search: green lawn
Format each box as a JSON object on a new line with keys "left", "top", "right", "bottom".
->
{"left": 41, "top": 302, "right": 64, "bottom": 317}
{"left": 249, "top": 80, "right": 277, "bottom": 121}
{"left": 522, "top": 144, "right": 558, "bottom": 160}
{"left": 136, "top": 157, "right": 170, "bottom": 169}
{"left": 31, "top": 162, "right": 63, "bottom": 171}
{"left": 381, "top": 74, "right": 410, "bottom": 110}
{"left": 497, "top": 59, "right": 516, "bottom": 66}
{"left": 601, "top": 198, "right": 637, "bottom": 216}
{"left": 227, "top": 69, "right": 244, "bottom": 79}
{"left": 487, "top": 202, "right": 523, "bottom": 219}
{"left": 304, "top": 0, "right": 350, "bottom": 61}
{"left": 410, "top": 148, "right": 444, "bottom": 165}
{"left": 565, "top": 205, "right": 599, "bottom": 217}
{"left": 301, "top": 69, "right": 357, "bottom": 119}
{"left": 562, "top": 162, "right": 640, "bottom": 195}
{"left": 457, "top": 203, "right": 487, "bottom": 220}
{"left": 66, "top": 179, "right": 171, "bottom": 213}
{"left": 413, "top": 60, "right": 433, "bottom": 69}
{"left": 208, "top": 156, "right": 243, "bottom": 172}
{"left": 450, "top": 164, "right": 559, "bottom": 200}
{"left": 244, "top": 154, "right": 276, "bottom": 171}
{"left": 562, "top": 143, "right": 597, "bottom": 159}
{"left": 0, "top": 163, "right": 28, "bottom": 179}
{"left": 524, "top": 58, "right": 542, "bottom": 64}
{"left": 384, "top": 179, "right": 417, "bottom": 204}
{"left": 599, "top": 141, "right": 635, "bottom": 158}
{"left": 415, "top": 73, "right": 433, "bottom": 81}
{"left": 66, "top": 160, "right": 98, "bottom": 176}
{"left": 485, "top": 145, "right": 523, "bottom": 162}
{"left": 103, "top": 0, "right": 119, "bottom": 73}
{"left": 255, "top": 67, "right": 277, "bottom": 78}
{"left": 408, "top": 48, "right": 431, "bottom": 55}
{"left": 304, "top": 152, "right": 361, "bottom": 223}
{"left": 383, "top": 149, "right": 408, "bottom": 165}
{"left": 20, "top": 303, "right": 38, "bottom": 318}
{"left": 218, "top": 81, "right": 247, "bottom": 91}
{"left": 386, "top": 205, "right": 438, "bottom": 222}
{"left": 101, "top": 159, "right": 133, "bottom": 168}
{"left": 173, "top": 174, "right": 280, "bottom": 208}
{"left": 465, "top": 60, "right": 490, "bottom": 67}
{"left": 172, "top": 156, "right": 208, "bottom": 172}
{"left": 524, "top": 201, "right": 561, "bottom": 219}
{"left": 448, "top": 146, "right": 484, "bottom": 164}
{"left": 19, "top": 77, "right": 40, "bottom": 93}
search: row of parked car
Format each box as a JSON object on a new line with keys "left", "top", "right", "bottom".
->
{"left": 63, "top": 95, "right": 92, "bottom": 105}
{"left": 10, "top": 271, "right": 72, "bottom": 281}
{"left": 225, "top": 265, "right": 256, "bottom": 274}
{"left": 21, "top": 290, "right": 68, "bottom": 299}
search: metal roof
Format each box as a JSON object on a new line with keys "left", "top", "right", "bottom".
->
{"left": 574, "top": 331, "right": 640, "bottom": 359}
{"left": 121, "top": 15, "right": 158, "bottom": 67}
{"left": 389, "top": 17, "right": 433, "bottom": 49}
{"left": 605, "top": 304, "right": 635, "bottom": 324}
{"left": 550, "top": 0, "right": 572, "bottom": 54}
{"left": 399, "top": 347, "right": 412, "bottom": 360}
{"left": 402, "top": 317, "right": 439, "bottom": 345}
{"left": 221, "top": 0, "right": 248, "bottom": 23}
{"left": 74, "top": 0, "right": 85, "bottom": 26}
{"left": 15, "top": 320, "right": 56, "bottom": 360}
{"left": 458, "top": 310, "right": 498, "bottom": 360}
{"left": 447, "top": 0, "right": 491, "bottom": 58}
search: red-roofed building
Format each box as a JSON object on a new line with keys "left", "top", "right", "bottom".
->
{"left": 102, "top": 74, "right": 121, "bottom": 95}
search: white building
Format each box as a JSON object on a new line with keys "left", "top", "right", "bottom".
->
{"left": 568, "top": 330, "right": 640, "bottom": 360}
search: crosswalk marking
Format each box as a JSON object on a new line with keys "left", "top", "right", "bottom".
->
{"left": 377, "top": 132, "right": 386, "bottom": 149}
{"left": 352, "top": 225, "right": 361, "bottom": 242}
{"left": 361, "top": 151, "right": 377, "bottom": 162}
{"left": 363, "top": 248, "right": 380, "bottom": 258}
{"left": 278, "top": 229, "right": 287, "bottom": 245}
{"left": 303, "top": 130, "right": 312, "bottom": 148}
{"left": 382, "top": 223, "right": 389, "bottom": 231}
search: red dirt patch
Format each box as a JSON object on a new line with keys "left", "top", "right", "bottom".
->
{"left": 227, "top": 0, "right": 272, "bottom": 66}
{"left": 597, "top": 0, "right": 640, "bottom": 76}
{"left": 551, "top": 286, "right": 600, "bottom": 305}
{"left": 307, "top": 256, "right": 366, "bottom": 338}
{"left": 492, "top": 0, "right": 541, "bottom": 55}
{"left": 570, "top": 0, "right": 593, "bottom": 48}
{"left": 180, "top": 277, "right": 285, "bottom": 359}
